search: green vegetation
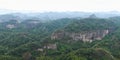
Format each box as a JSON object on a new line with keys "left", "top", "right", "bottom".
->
{"left": 64, "top": 18, "right": 115, "bottom": 32}
{"left": 0, "top": 17, "right": 119, "bottom": 60}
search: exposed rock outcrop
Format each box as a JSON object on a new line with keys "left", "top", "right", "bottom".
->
{"left": 6, "top": 24, "right": 16, "bottom": 29}
{"left": 51, "top": 30, "right": 109, "bottom": 42}
{"left": 43, "top": 44, "right": 57, "bottom": 50}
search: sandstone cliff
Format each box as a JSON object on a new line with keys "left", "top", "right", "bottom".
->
{"left": 51, "top": 29, "right": 109, "bottom": 42}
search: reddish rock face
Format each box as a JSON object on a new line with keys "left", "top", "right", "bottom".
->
{"left": 51, "top": 30, "right": 109, "bottom": 42}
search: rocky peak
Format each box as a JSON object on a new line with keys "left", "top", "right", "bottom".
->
{"left": 89, "top": 14, "right": 97, "bottom": 18}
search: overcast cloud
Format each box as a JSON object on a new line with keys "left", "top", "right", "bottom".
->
{"left": 0, "top": 0, "right": 119, "bottom": 12}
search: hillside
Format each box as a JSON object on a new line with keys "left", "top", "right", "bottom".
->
{"left": 0, "top": 16, "right": 119, "bottom": 60}
{"left": 51, "top": 18, "right": 116, "bottom": 42}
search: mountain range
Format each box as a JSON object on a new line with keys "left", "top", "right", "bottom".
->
{"left": 0, "top": 11, "right": 120, "bottom": 60}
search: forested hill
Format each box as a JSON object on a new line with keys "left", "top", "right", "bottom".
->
{"left": 64, "top": 18, "right": 115, "bottom": 32}
{"left": 0, "top": 16, "right": 119, "bottom": 60}
{"left": 51, "top": 18, "right": 116, "bottom": 42}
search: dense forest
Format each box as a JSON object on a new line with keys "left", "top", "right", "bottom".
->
{"left": 0, "top": 14, "right": 120, "bottom": 60}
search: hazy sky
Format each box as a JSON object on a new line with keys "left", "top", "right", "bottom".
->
{"left": 0, "top": 0, "right": 120, "bottom": 12}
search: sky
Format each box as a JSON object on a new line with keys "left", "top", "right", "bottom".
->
{"left": 0, "top": 0, "right": 120, "bottom": 12}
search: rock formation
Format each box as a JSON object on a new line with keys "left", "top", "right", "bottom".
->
{"left": 51, "top": 30, "right": 109, "bottom": 42}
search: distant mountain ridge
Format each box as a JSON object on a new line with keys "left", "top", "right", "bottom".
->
{"left": 0, "top": 10, "right": 120, "bottom": 22}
